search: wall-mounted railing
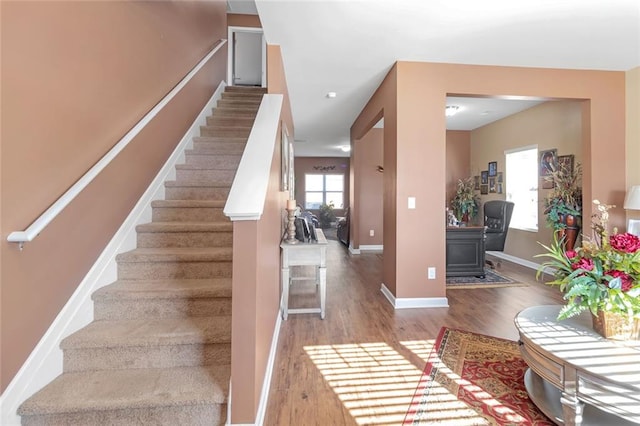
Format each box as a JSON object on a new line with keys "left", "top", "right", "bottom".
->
{"left": 7, "top": 39, "right": 227, "bottom": 249}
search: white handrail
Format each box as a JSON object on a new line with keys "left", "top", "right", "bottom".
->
{"left": 224, "top": 94, "right": 284, "bottom": 221}
{"left": 8, "top": 39, "right": 227, "bottom": 248}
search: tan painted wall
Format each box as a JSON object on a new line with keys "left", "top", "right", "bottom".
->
{"left": 471, "top": 101, "right": 583, "bottom": 262}
{"left": 228, "top": 13, "right": 262, "bottom": 28}
{"left": 355, "top": 129, "right": 383, "bottom": 246}
{"left": 0, "top": 1, "right": 227, "bottom": 393}
{"left": 352, "top": 62, "right": 626, "bottom": 300}
{"left": 446, "top": 131, "right": 471, "bottom": 211}
{"left": 626, "top": 67, "right": 640, "bottom": 226}
{"left": 229, "top": 43, "right": 293, "bottom": 424}
{"left": 293, "top": 157, "right": 350, "bottom": 217}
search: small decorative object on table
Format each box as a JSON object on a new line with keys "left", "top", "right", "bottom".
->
{"left": 285, "top": 199, "right": 298, "bottom": 244}
{"left": 536, "top": 200, "right": 640, "bottom": 340}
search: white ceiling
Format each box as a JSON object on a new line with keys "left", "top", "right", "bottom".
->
{"left": 230, "top": 0, "right": 640, "bottom": 157}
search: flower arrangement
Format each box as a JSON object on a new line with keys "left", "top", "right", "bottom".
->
{"left": 450, "top": 177, "right": 479, "bottom": 223}
{"left": 543, "top": 161, "right": 582, "bottom": 230}
{"left": 536, "top": 200, "right": 640, "bottom": 320}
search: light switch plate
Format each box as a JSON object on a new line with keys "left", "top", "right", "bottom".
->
{"left": 408, "top": 197, "right": 416, "bottom": 209}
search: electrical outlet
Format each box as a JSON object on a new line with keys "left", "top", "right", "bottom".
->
{"left": 369, "top": 229, "right": 375, "bottom": 237}
{"left": 428, "top": 267, "right": 436, "bottom": 279}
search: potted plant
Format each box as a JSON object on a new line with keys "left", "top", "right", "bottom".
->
{"left": 318, "top": 203, "right": 336, "bottom": 228}
{"left": 536, "top": 201, "right": 640, "bottom": 340}
{"left": 450, "top": 177, "right": 479, "bottom": 224}
{"left": 543, "top": 161, "right": 583, "bottom": 250}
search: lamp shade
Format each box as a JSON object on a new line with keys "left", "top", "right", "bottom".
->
{"left": 624, "top": 186, "right": 640, "bottom": 210}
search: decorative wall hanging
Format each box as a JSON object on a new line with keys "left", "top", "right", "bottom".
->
{"left": 313, "top": 165, "right": 336, "bottom": 171}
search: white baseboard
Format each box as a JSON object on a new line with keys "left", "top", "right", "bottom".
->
{"left": 348, "top": 244, "right": 360, "bottom": 254}
{"left": 360, "top": 245, "right": 383, "bottom": 251}
{"left": 0, "top": 82, "right": 227, "bottom": 426}
{"left": 380, "top": 283, "right": 449, "bottom": 309}
{"left": 486, "top": 251, "right": 552, "bottom": 273}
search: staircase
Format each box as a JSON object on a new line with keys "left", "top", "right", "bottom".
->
{"left": 17, "top": 86, "right": 266, "bottom": 426}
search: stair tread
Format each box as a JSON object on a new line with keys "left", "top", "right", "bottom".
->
{"left": 137, "top": 222, "right": 232, "bottom": 232}
{"left": 175, "top": 163, "right": 238, "bottom": 171}
{"left": 61, "top": 316, "right": 231, "bottom": 348}
{"left": 17, "top": 365, "right": 230, "bottom": 415}
{"left": 117, "top": 247, "right": 232, "bottom": 262}
{"left": 151, "top": 199, "right": 226, "bottom": 208}
{"left": 93, "top": 278, "right": 232, "bottom": 300}
{"left": 192, "top": 136, "right": 247, "bottom": 143}
{"left": 165, "top": 180, "right": 232, "bottom": 188}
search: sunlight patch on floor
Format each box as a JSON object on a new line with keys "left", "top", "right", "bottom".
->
{"left": 304, "top": 342, "right": 422, "bottom": 425}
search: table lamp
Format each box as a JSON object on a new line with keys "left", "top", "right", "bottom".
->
{"left": 623, "top": 185, "right": 640, "bottom": 236}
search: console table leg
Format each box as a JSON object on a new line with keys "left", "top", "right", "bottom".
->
{"left": 560, "top": 392, "right": 584, "bottom": 426}
{"left": 281, "top": 267, "right": 290, "bottom": 320}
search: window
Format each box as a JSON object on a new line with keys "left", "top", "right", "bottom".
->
{"left": 505, "top": 147, "right": 538, "bottom": 231}
{"left": 305, "top": 174, "right": 344, "bottom": 209}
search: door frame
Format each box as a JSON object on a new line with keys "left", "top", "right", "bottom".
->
{"left": 227, "top": 26, "right": 266, "bottom": 88}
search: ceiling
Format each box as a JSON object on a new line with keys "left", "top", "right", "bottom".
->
{"left": 229, "top": 0, "right": 640, "bottom": 157}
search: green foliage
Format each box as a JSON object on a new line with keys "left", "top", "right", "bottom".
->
{"left": 318, "top": 203, "right": 336, "bottom": 228}
{"left": 543, "top": 162, "right": 583, "bottom": 230}
{"left": 450, "top": 177, "right": 479, "bottom": 222}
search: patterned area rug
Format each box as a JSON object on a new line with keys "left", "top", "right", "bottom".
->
{"left": 404, "top": 328, "right": 553, "bottom": 425}
{"left": 446, "top": 269, "right": 526, "bottom": 289}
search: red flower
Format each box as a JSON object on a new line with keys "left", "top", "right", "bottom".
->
{"left": 571, "top": 257, "right": 594, "bottom": 271}
{"left": 607, "top": 270, "right": 634, "bottom": 292}
{"left": 565, "top": 250, "right": 577, "bottom": 259}
{"left": 609, "top": 233, "right": 640, "bottom": 253}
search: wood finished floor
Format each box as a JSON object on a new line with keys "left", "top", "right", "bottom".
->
{"left": 264, "top": 238, "right": 564, "bottom": 426}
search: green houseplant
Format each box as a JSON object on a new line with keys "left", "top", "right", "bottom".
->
{"left": 543, "top": 161, "right": 582, "bottom": 250}
{"left": 451, "top": 177, "right": 479, "bottom": 223}
{"left": 318, "top": 203, "right": 336, "bottom": 228}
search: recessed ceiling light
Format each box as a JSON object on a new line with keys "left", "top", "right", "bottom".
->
{"left": 340, "top": 145, "right": 351, "bottom": 152}
{"left": 445, "top": 105, "right": 460, "bottom": 116}
{"left": 326, "top": 92, "right": 337, "bottom": 98}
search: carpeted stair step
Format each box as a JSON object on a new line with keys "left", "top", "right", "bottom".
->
{"left": 185, "top": 152, "right": 242, "bottom": 168}
{"left": 137, "top": 222, "right": 232, "bottom": 248}
{"left": 175, "top": 164, "right": 237, "bottom": 184}
{"left": 151, "top": 200, "right": 227, "bottom": 222}
{"left": 164, "top": 181, "right": 231, "bottom": 200}
{"left": 225, "top": 85, "right": 266, "bottom": 94}
{"left": 221, "top": 91, "right": 264, "bottom": 100}
{"left": 18, "top": 365, "right": 229, "bottom": 426}
{"left": 92, "top": 278, "right": 232, "bottom": 320}
{"left": 212, "top": 107, "right": 260, "bottom": 118}
{"left": 216, "top": 98, "right": 261, "bottom": 109}
{"left": 61, "top": 316, "right": 231, "bottom": 372}
{"left": 206, "top": 115, "right": 256, "bottom": 127}
{"left": 199, "top": 125, "right": 251, "bottom": 138}
{"left": 116, "top": 248, "right": 232, "bottom": 280}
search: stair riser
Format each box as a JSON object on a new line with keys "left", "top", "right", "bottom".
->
{"left": 165, "top": 186, "right": 230, "bottom": 201}
{"left": 206, "top": 116, "right": 255, "bottom": 127}
{"left": 118, "top": 261, "right": 232, "bottom": 280}
{"left": 221, "top": 92, "right": 264, "bottom": 100}
{"left": 137, "top": 232, "right": 233, "bottom": 248}
{"left": 226, "top": 86, "right": 266, "bottom": 93}
{"left": 21, "top": 404, "right": 225, "bottom": 426}
{"left": 212, "top": 108, "right": 258, "bottom": 117}
{"left": 94, "top": 297, "right": 232, "bottom": 320}
{"left": 185, "top": 154, "right": 241, "bottom": 169}
{"left": 191, "top": 143, "right": 246, "bottom": 155}
{"left": 176, "top": 168, "right": 236, "bottom": 183}
{"left": 63, "top": 343, "right": 231, "bottom": 372}
{"left": 200, "top": 126, "right": 251, "bottom": 138}
{"left": 151, "top": 206, "right": 227, "bottom": 222}
{"left": 217, "top": 99, "right": 260, "bottom": 109}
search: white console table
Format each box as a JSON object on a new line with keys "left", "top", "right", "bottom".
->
{"left": 515, "top": 305, "right": 640, "bottom": 425}
{"left": 280, "top": 229, "right": 327, "bottom": 320}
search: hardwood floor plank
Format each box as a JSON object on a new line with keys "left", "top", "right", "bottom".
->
{"left": 264, "top": 240, "right": 564, "bottom": 425}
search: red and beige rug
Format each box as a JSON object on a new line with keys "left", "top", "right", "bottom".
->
{"left": 404, "top": 328, "right": 553, "bottom": 425}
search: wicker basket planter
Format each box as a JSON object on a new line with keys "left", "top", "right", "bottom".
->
{"left": 592, "top": 310, "right": 640, "bottom": 341}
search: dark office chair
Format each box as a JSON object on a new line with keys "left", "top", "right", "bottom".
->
{"left": 484, "top": 200, "right": 514, "bottom": 268}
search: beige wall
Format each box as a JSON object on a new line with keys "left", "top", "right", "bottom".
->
{"left": 354, "top": 129, "right": 383, "bottom": 246}
{"left": 446, "top": 130, "right": 471, "bottom": 209}
{"left": 228, "top": 13, "right": 262, "bottom": 28}
{"left": 626, "top": 67, "right": 640, "bottom": 226}
{"left": 293, "top": 157, "right": 350, "bottom": 217}
{"left": 228, "top": 43, "right": 293, "bottom": 424}
{"left": 0, "top": 1, "right": 227, "bottom": 393}
{"left": 471, "top": 101, "right": 583, "bottom": 262}
{"left": 352, "top": 61, "right": 626, "bottom": 300}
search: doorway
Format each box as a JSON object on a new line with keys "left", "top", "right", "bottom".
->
{"left": 227, "top": 26, "right": 265, "bottom": 87}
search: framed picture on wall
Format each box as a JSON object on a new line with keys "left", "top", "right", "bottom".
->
{"left": 488, "top": 161, "right": 498, "bottom": 177}
{"left": 557, "top": 154, "right": 574, "bottom": 174}
{"left": 497, "top": 172, "right": 503, "bottom": 183}
{"left": 480, "top": 171, "right": 489, "bottom": 185}
{"left": 489, "top": 177, "right": 497, "bottom": 193}
{"left": 539, "top": 148, "right": 558, "bottom": 177}
{"left": 480, "top": 184, "right": 488, "bottom": 195}
{"left": 497, "top": 183, "right": 503, "bottom": 194}
{"left": 474, "top": 176, "right": 480, "bottom": 190}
